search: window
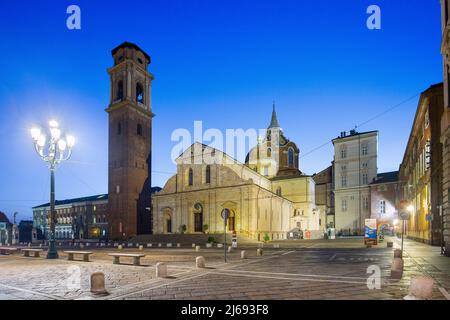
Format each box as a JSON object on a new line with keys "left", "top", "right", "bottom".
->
{"left": 136, "top": 82, "right": 144, "bottom": 104}
{"left": 267, "top": 148, "right": 272, "bottom": 157}
{"left": 380, "top": 200, "right": 386, "bottom": 214}
{"left": 188, "top": 168, "right": 193, "bottom": 186}
{"left": 363, "top": 197, "right": 369, "bottom": 210}
{"left": 342, "top": 199, "right": 347, "bottom": 212}
{"left": 425, "top": 110, "right": 429, "bottom": 128}
{"left": 276, "top": 187, "right": 282, "bottom": 196}
{"left": 264, "top": 166, "right": 269, "bottom": 176}
{"left": 362, "top": 162, "right": 368, "bottom": 169}
{"left": 341, "top": 147, "right": 347, "bottom": 159}
{"left": 137, "top": 124, "right": 143, "bottom": 136}
{"left": 117, "top": 122, "right": 122, "bottom": 135}
{"left": 288, "top": 148, "right": 294, "bottom": 167}
{"left": 341, "top": 175, "right": 347, "bottom": 187}
{"left": 117, "top": 80, "right": 124, "bottom": 100}
{"left": 205, "top": 165, "right": 211, "bottom": 184}
{"left": 116, "top": 185, "right": 120, "bottom": 194}
{"left": 362, "top": 173, "right": 368, "bottom": 184}
{"left": 362, "top": 144, "right": 368, "bottom": 155}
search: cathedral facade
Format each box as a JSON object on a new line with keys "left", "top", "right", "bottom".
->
{"left": 153, "top": 108, "right": 321, "bottom": 240}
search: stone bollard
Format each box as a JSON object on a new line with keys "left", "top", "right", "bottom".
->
{"left": 135, "top": 243, "right": 140, "bottom": 248}
{"left": 391, "top": 258, "right": 404, "bottom": 279}
{"left": 118, "top": 245, "right": 123, "bottom": 250}
{"left": 196, "top": 256, "right": 206, "bottom": 268}
{"left": 158, "top": 243, "right": 162, "bottom": 247}
{"left": 192, "top": 243, "right": 196, "bottom": 248}
{"left": 28, "top": 243, "right": 31, "bottom": 247}
{"left": 404, "top": 276, "right": 434, "bottom": 300}
{"left": 80, "top": 244, "right": 84, "bottom": 249}
{"left": 387, "top": 241, "right": 393, "bottom": 248}
{"left": 139, "top": 245, "right": 143, "bottom": 251}
{"left": 206, "top": 243, "right": 212, "bottom": 248}
{"left": 217, "top": 243, "right": 223, "bottom": 248}
{"left": 90, "top": 272, "right": 108, "bottom": 295}
{"left": 167, "top": 243, "right": 172, "bottom": 248}
{"left": 177, "top": 243, "right": 181, "bottom": 248}
{"left": 195, "top": 245, "right": 200, "bottom": 252}
{"left": 257, "top": 248, "right": 263, "bottom": 256}
{"left": 394, "top": 249, "right": 402, "bottom": 258}
{"left": 241, "top": 250, "right": 247, "bottom": 259}
{"left": 147, "top": 243, "right": 152, "bottom": 248}
{"left": 155, "top": 262, "right": 168, "bottom": 278}
{"left": 227, "top": 246, "right": 232, "bottom": 253}
{"left": 39, "top": 244, "right": 42, "bottom": 248}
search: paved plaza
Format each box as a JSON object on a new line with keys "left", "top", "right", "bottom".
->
{"left": 0, "top": 237, "right": 449, "bottom": 300}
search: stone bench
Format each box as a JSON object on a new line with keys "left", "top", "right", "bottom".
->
{"left": 0, "top": 247, "right": 19, "bottom": 255}
{"left": 22, "top": 248, "right": 44, "bottom": 258}
{"left": 63, "top": 251, "right": 93, "bottom": 262}
{"left": 108, "top": 253, "right": 145, "bottom": 266}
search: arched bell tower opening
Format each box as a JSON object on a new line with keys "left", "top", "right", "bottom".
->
{"left": 106, "top": 42, "right": 155, "bottom": 240}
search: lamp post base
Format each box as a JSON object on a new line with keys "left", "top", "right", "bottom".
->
{"left": 46, "top": 241, "right": 59, "bottom": 259}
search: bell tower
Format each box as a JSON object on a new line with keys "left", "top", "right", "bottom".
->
{"left": 106, "top": 42, "right": 154, "bottom": 240}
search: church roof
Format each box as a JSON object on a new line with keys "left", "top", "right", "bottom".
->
{"left": 111, "top": 41, "right": 151, "bottom": 62}
{"left": 268, "top": 103, "right": 280, "bottom": 128}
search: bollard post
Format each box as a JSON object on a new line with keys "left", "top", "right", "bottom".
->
{"left": 156, "top": 262, "right": 168, "bottom": 278}
{"left": 241, "top": 250, "right": 247, "bottom": 259}
{"left": 90, "top": 272, "right": 108, "bottom": 295}
{"left": 404, "top": 276, "right": 434, "bottom": 300}
{"left": 196, "top": 256, "right": 206, "bottom": 268}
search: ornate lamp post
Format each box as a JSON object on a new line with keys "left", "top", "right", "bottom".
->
{"left": 31, "top": 120, "right": 75, "bottom": 259}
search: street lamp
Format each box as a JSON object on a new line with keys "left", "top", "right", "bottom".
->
{"left": 31, "top": 120, "right": 75, "bottom": 259}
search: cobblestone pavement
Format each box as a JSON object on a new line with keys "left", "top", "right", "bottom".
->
{"left": 0, "top": 238, "right": 449, "bottom": 300}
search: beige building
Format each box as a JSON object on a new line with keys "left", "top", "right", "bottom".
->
{"left": 153, "top": 109, "right": 320, "bottom": 240}
{"left": 332, "top": 130, "right": 378, "bottom": 235}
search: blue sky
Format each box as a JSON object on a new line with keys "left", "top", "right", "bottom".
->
{"left": 0, "top": 0, "right": 444, "bottom": 222}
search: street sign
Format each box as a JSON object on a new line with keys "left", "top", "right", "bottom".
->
{"left": 425, "top": 214, "right": 433, "bottom": 222}
{"left": 0, "top": 222, "right": 6, "bottom": 231}
{"left": 399, "top": 212, "right": 410, "bottom": 220}
{"left": 221, "top": 209, "right": 230, "bottom": 221}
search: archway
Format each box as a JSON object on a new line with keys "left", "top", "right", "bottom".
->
{"left": 193, "top": 203, "right": 203, "bottom": 233}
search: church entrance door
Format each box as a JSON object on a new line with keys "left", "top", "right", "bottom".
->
{"left": 194, "top": 213, "right": 203, "bottom": 233}
{"left": 193, "top": 203, "right": 203, "bottom": 233}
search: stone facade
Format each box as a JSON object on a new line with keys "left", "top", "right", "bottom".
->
{"left": 312, "top": 165, "right": 335, "bottom": 229}
{"left": 440, "top": 0, "right": 450, "bottom": 255}
{"left": 106, "top": 42, "right": 154, "bottom": 240}
{"left": 399, "top": 84, "right": 444, "bottom": 245}
{"left": 332, "top": 130, "right": 378, "bottom": 235}
{"left": 153, "top": 110, "right": 320, "bottom": 240}
{"left": 369, "top": 171, "right": 400, "bottom": 235}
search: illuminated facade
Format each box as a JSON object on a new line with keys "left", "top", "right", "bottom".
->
{"left": 369, "top": 171, "right": 400, "bottom": 234}
{"left": 332, "top": 130, "right": 378, "bottom": 235}
{"left": 440, "top": 0, "right": 450, "bottom": 255}
{"left": 399, "top": 83, "right": 444, "bottom": 245}
{"left": 153, "top": 110, "right": 322, "bottom": 240}
{"left": 32, "top": 194, "right": 109, "bottom": 240}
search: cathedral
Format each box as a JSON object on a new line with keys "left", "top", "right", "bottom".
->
{"left": 153, "top": 107, "right": 322, "bottom": 241}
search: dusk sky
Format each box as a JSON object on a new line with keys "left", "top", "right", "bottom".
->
{"left": 0, "top": 0, "right": 443, "bottom": 222}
